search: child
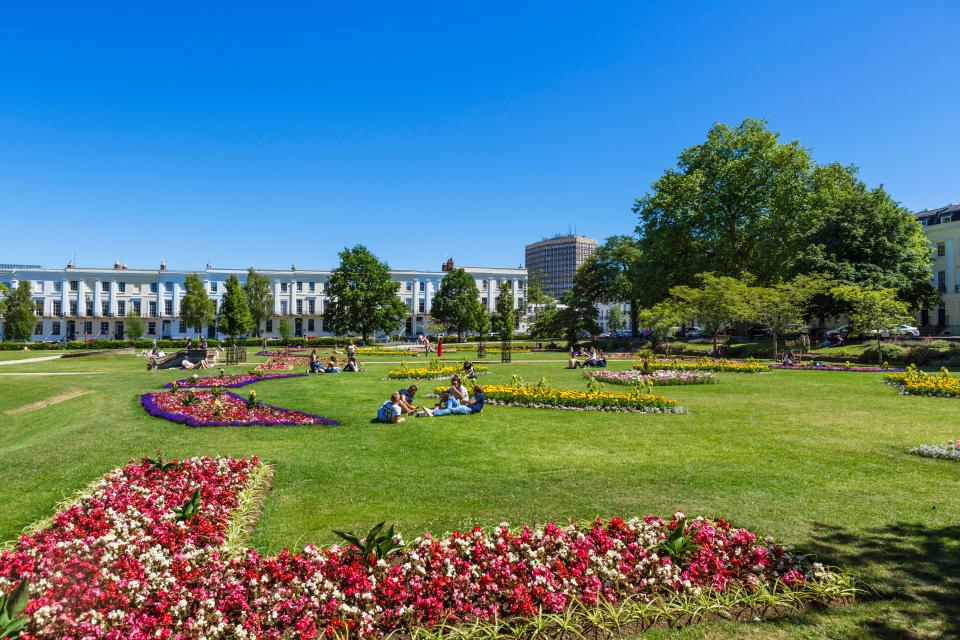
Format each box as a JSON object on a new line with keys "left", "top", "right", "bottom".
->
{"left": 377, "top": 393, "right": 405, "bottom": 423}
{"left": 463, "top": 361, "right": 477, "bottom": 379}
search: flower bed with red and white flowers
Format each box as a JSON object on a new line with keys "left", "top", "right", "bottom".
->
{"left": 0, "top": 457, "right": 850, "bottom": 639}
{"left": 255, "top": 356, "right": 310, "bottom": 371}
{"left": 164, "top": 372, "right": 306, "bottom": 389}
{"left": 141, "top": 389, "right": 340, "bottom": 427}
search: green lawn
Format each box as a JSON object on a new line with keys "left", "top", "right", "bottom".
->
{"left": 0, "top": 351, "right": 957, "bottom": 638}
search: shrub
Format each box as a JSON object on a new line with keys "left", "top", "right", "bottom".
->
{"left": 859, "top": 344, "right": 905, "bottom": 364}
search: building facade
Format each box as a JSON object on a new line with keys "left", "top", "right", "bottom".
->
{"left": 0, "top": 261, "right": 527, "bottom": 341}
{"left": 524, "top": 235, "right": 597, "bottom": 299}
{"left": 916, "top": 203, "right": 960, "bottom": 332}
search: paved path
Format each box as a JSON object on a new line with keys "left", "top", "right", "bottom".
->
{"left": 0, "top": 355, "right": 63, "bottom": 366}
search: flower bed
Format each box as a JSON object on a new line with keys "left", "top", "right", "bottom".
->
{"left": 909, "top": 440, "right": 960, "bottom": 461}
{"left": 772, "top": 363, "right": 902, "bottom": 373}
{"left": 633, "top": 358, "right": 768, "bottom": 373}
{"left": 0, "top": 458, "right": 851, "bottom": 639}
{"left": 387, "top": 363, "right": 490, "bottom": 380}
{"left": 885, "top": 366, "right": 960, "bottom": 397}
{"left": 459, "top": 383, "right": 686, "bottom": 413}
{"left": 141, "top": 389, "right": 340, "bottom": 426}
{"left": 164, "top": 372, "right": 306, "bottom": 388}
{"left": 255, "top": 356, "right": 310, "bottom": 371}
{"left": 585, "top": 369, "right": 718, "bottom": 386}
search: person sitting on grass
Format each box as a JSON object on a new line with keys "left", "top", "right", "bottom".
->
{"left": 447, "top": 375, "right": 469, "bottom": 402}
{"left": 344, "top": 355, "right": 361, "bottom": 372}
{"left": 182, "top": 357, "right": 209, "bottom": 370}
{"left": 597, "top": 349, "right": 607, "bottom": 368}
{"left": 426, "top": 385, "right": 486, "bottom": 417}
{"left": 377, "top": 392, "right": 405, "bottom": 423}
{"left": 584, "top": 346, "right": 599, "bottom": 367}
{"left": 309, "top": 348, "right": 322, "bottom": 373}
{"left": 324, "top": 357, "right": 342, "bottom": 373}
{"left": 397, "top": 385, "right": 419, "bottom": 415}
{"left": 782, "top": 351, "right": 796, "bottom": 367}
{"left": 463, "top": 360, "right": 477, "bottom": 379}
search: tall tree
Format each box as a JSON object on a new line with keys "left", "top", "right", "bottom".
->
{"left": 218, "top": 274, "right": 253, "bottom": 343}
{"left": 244, "top": 268, "right": 274, "bottom": 337}
{"left": 0, "top": 283, "right": 9, "bottom": 320}
{"left": 832, "top": 285, "right": 912, "bottom": 364}
{"left": 637, "top": 301, "right": 683, "bottom": 349}
{"left": 3, "top": 280, "right": 36, "bottom": 341}
{"left": 668, "top": 272, "right": 752, "bottom": 355}
{"left": 278, "top": 318, "right": 292, "bottom": 341}
{"left": 493, "top": 287, "right": 515, "bottom": 341}
{"left": 634, "top": 119, "right": 814, "bottom": 305}
{"left": 472, "top": 305, "right": 492, "bottom": 340}
{"left": 796, "top": 163, "right": 938, "bottom": 317}
{"left": 748, "top": 274, "right": 831, "bottom": 356}
{"left": 324, "top": 245, "right": 406, "bottom": 343}
{"left": 430, "top": 268, "right": 483, "bottom": 340}
{"left": 607, "top": 304, "right": 624, "bottom": 333}
{"left": 125, "top": 309, "right": 145, "bottom": 340}
{"left": 571, "top": 236, "right": 644, "bottom": 334}
{"left": 556, "top": 291, "right": 601, "bottom": 346}
{"left": 180, "top": 273, "right": 214, "bottom": 334}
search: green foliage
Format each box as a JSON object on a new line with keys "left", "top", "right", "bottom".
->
{"left": 278, "top": 318, "right": 292, "bottom": 341}
{"left": 431, "top": 268, "right": 483, "bottom": 340}
{"left": 173, "top": 489, "right": 202, "bottom": 522}
{"left": 244, "top": 268, "right": 274, "bottom": 336}
{"left": 144, "top": 454, "right": 181, "bottom": 474}
{"left": 0, "top": 578, "right": 29, "bottom": 639}
{"left": 649, "top": 518, "right": 701, "bottom": 563}
{"left": 124, "top": 309, "right": 145, "bottom": 340}
{"left": 0, "top": 284, "right": 8, "bottom": 320}
{"left": 571, "top": 235, "right": 643, "bottom": 333}
{"left": 218, "top": 274, "right": 253, "bottom": 343}
{"left": 637, "top": 301, "right": 682, "bottom": 346}
{"left": 472, "top": 306, "right": 492, "bottom": 339}
{"left": 607, "top": 304, "right": 624, "bottom": 332}
{"left": 324, "top": 245, "right": 406, "bottom": 342}
{"left": 180, "top": 273, "right": 215, "bottom": 334}
{"left": 492, "top": 287, "right": 514, "bottom": 341}
{"left": 832, "top": 285, "right": 912, "bottom": 365}
{"left": 2, "top": 281, "right": 36, "bottom": 342}
{"left": 668, "top": 272, "right": 752, "bottom": 353}
{"left": 748, "top": 274, "right": 832, "bottom": 355}
{"left": 331, "top": 521, "right": 403, "bottom": 567}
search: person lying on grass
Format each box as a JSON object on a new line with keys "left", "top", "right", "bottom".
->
{"left": 324, "top": 357, "right": 341, "bottom": 373}
{"left": 377, "top": 392, "right": 405, "bottom": 423}
{"left": 182, "top": 357, "right": 209, "bottom": 370}
{"left": 397, "top": 385, "right": 419, "bottom": 415}
{"left": 424, "top": 385, "right": 486, "bottom": 417}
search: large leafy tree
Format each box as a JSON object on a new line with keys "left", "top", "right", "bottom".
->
{"left": 832, "top": 285, "right": 912, "bottom": 364}
{"left": 3, "top": 280, "right": 36, "bottom": 341}
{"left": 668, "top": 272, "right": 752, "bottom": 355}
{"left": 180, "top": 273, "right": 214, "bottom": 334}
{"left": 796, "top": 163, "right": 938, "bottom": 317}
{"left": 748, "top": 274, "right": 831, "bottom": 356}
{"left": 493, "top": 287, "right": 514, "bottom": 341}
{"left": 430, "top": 268, "right": 483, "bottom": 340}
{"left": 324, "top": 245, "right": 406, "bottom": 343}
{"left": 218, "top": 274, "right": 253, "bottom": 343}
{"left": 571, "top": 235, "right": 644, "bottom": 334}
{"left": 634, "top": 119, "right": 814, "bottom": 304}
{"left": 637, "top": 301, "right": 683, "bottom": 349}
{"left": 244, "top": 268, "right": 274, "bottom": 337}
{"left": 125, "top": 309, "right": 145, "bottom": 340}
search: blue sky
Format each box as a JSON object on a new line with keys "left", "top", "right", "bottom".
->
{"left": 1, "top": 1, "right": 957, "bottom": 272}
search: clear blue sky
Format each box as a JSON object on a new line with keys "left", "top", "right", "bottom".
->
{"left": 1, "top": 1, "right": 957, "bottom": 272}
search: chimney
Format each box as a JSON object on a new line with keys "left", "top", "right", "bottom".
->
{"left": 160, "top": 259, "right": 167, "bottom": 271}
{"left": 442, "top": 257, "right": 454, "bottom": 272}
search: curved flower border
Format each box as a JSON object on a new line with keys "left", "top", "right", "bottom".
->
{"left": 163, "top": 373, "right": 307, "bottom": 389}
{"left": 140, "top": 390, "right": 341, "bottom": 427}
{"left": 772, "top": 364, "right": 903, "bottom": 373}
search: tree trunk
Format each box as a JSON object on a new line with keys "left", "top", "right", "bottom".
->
{"left": 877, "top": 334, "right": 883, "bottom": 365}
{"left": 772, "top": 331, "right": 779, "bottom": 360}
{"left": 630, "top": 300, "right": 639, "bottom": 336}
{"left": 713, "top": 332, "right": 719, "bottom": 357}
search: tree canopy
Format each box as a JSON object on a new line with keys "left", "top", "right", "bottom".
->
{"left": 668, "top": 272, "right": 752, "bottom": 354}
{"left": 125, "top": 309, "right": 145, "bottom": 341}
{"left": 3, "top": 280, "right": 36, "bottom": 341}
{"left": 832, "top": 285, "right": 912, "bottom": 364}
{"left": 324, "top": 245, "right": 406, "bottom": 342}
{"left": 218, "top": 274, "right": 253, "bottom": 342}
{"left": 572, "top": 236, "right": 644, "bottom": 333}
{"left": 430, "top": 268, "right": 484, "bottom": 340}
{"left": 493, "top": 287, "right": 514, "bottom": 341}
{"left": 180, "top": 273, "right": 214, "bottom": 334}
{"left": 244, "top": 268, "right": 274, "bottom": 337}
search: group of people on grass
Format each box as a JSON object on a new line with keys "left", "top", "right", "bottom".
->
{"left": 308, "top": 346, "right": 361, "bottom": 373}
{"left": 567, "top": 346, "right": 607, "bottom": 369}
{"left": 377, "top": 375, "right": 486, "bottom": 423}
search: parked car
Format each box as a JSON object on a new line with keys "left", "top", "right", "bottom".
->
{"left": 866, "top": 325, "right": 921, "bottom": 338}
{"left": 745, "top": 326, "right": 773, "bottom": 339}
{"left": 824, "top": 325, "right": 850, "bottom": 339}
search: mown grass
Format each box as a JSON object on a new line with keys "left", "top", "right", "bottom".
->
{"left": 0, "top": 350, "right": 958, "bottom": 638}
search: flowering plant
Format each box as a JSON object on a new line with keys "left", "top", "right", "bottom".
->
{"left": 909, "top": 440, "right": 960, "bottom": 461}
{"left": 885, "top": 365, "right": 960, "bottom": 397}
{"left": 773, "top": 363, "right": 903, "bottom": 373}
{"left": 141, "top": 390, "right": 340, "bottom": 427}
{"left": 163, "top": 372, "right": 306, "bottom": 389}
{"left": 585, "top": 369, "right": 718, "bottom": 386}
{"left": 387, "top": 362, "right": 489, "bottom": 380}
{"left": 437, "top": 383, "right": 686, "bottom": 413}
{"left": 632, "top": 358, "right": 767, "bottom": 373}
{"left": 0, "top": 459, "right": 844, "bottom": 640}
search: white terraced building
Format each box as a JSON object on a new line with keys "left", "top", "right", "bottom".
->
{"left": 0, "top": 259, "right": 527, "bottom": 342}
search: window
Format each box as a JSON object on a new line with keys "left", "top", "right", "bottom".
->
{"left": 406, "top": 281, "right": 412, "bottom": 291}
{"left": 35, "top": 300, "right": 43, "bottom": 316}
{"left": 150, "top": 282, "right": 158, "bottom": 293}
{"left": 33, "top": 281, "right": 42, "bottom": 293}
{"left": 102, "top": 301, "right": 110, "bottom": 316}
{"left": 179, "top": 321, "right": 187, "bottom": 333}
{"left": 100, "top": 322, "right": 109, "bottom": 335}
{"left": 307, "top": 319, "right": 315, "bottom": 332}
{"left": 53, "top": 281, "right": 62, "bottom": 293}
{"left": 85, "top": 300, "right": 94, "bottom": 316}
{"left": 83, "top": 321, "right": 93, "bottom": 335}
{"left": 419, "top": 282, "right": 425, "bottom": 292}
{"left": 70, "top": 280, "right": 79, "bottom": 292}
{"left": 480, "top": 280, "right": 486, "bottom": 290}
{"left": 280, "top": 300, "right": 289, "bottom": 315}
{"left": 34, "top": 322, "right": 42, "bottom": 335}
{"left": 53, "top": 300, "right": 62, "bottom": 316}
{"left": 132, "top": 300, "right": 141, "bottom": 316}
{"left": 308, "top": 299, "right": 316, "bottom": 314}
{"left": 102, "top": 281, "right": 110, "bottom": 292}
{"left": 309, "top": 282, "right": 315, "bottom": 292}
{"left": 938, "top": 271, "right": 947, "bottom": 293}
{"left": 117, "top": 301, "right": 126, "bottom": 316}
{"left": 164, "top": 282, "right": 173, "bottom": 293}
{"left": 266, "top": 319, "right": 273, "bottom": 333}
{"left": 281, "top": 282, "right": 288, "bottom": 293}
{"left": 148, "top": 322, "right": 156, "bottom": 335}
{"left": 294, "top": 299, "right": 301, "bottom": 314}
{"left": 944, "top": 215, "right": 954, "bottom": 224}
{"left": 481, "top": 297, "right": 487, "bottom": 308}
{"left": 297, "top": 281, "right": 303, "bottom": 292}
{"left": 118, "top": 282, "right": 126, "bottom": 293}
{"left": 149, "top": 301, "right": 158, "bottom": 316}
{"left": 164, "top": 300, "right": 173, "bottom": 315}
{"left": 418, "top": 300, "right": 425, "bottom": 313}
{"left": 52, "top": 322, "right": 60, "bottom": 335}
{"left": 938, "top": 242, "right": 946, "bottom": 257}
{"left": 69, "top": 301, "right": 78, "bottom": 316}
{"left": 211, "top": 281, "right": 218, "bottom": 293}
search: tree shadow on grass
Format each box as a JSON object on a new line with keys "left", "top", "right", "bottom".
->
{"left": 807, "top": 520, "right": 960, "bottom": 639}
